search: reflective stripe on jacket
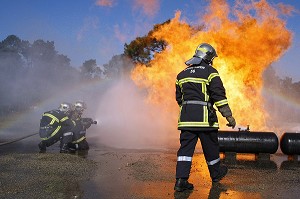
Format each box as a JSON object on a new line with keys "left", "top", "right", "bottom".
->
{"left": 175, "top": 61, "right": 229, "bottom": 131}
{"left": 39, "top": 110, "right": 73, "bottom": 140}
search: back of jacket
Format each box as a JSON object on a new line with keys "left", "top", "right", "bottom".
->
{"left": 39, "top": 109, "right": 74, "bottom": 139}
{"left": 175, "top": 61, "right": 229, "bottom": 131}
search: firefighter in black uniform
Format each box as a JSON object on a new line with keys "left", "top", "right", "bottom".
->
{"left": 174, "top": 43, "right": 236, "bottom": 192}
{"left": 38, "top": 102, "right": 75, "bottom": 153}
{"left": 68, "top": 101, "right": 96, "bottom": 151}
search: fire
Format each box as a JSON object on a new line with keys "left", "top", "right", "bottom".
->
{"left": 131, "top": 0, "right": 293, "bottom": 131}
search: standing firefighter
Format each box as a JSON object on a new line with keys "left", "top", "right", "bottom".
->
{"left": 38, "top": 102, "right": 75, "bottom": 153}
{"left": 69, "top": 101, "right": 96, "bottom": 151}
{"left": 174, "top": 43, "right": 236, "bottom": 192}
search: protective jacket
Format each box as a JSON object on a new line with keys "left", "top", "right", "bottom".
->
{"left": 39, "top": 110, "right": 74, "bottom": 140}
{"left": 69, "top": 116, "right": 93, "bottom": 150}
{"left": 175, "top": 61, "right": 229, "bottom": 131}
{"left": 71, "top": 118, "right": 93, "bottom": 144}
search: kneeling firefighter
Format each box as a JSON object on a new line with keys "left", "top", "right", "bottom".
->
{"left": 69, "top": 101, "right": 96, "bottom": 150}
{"left": 38, "top": 102, "right": 76, "bottom": 153}
{"left": 174, "top": 43, "right": 236, "bottom": 192}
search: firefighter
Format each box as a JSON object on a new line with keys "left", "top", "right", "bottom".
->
{"left": 68, "top": 101, "right": 95, "bottom": 151}
{"left": 174, "top": 43, "right": 236, "bottom": 192}
{"left": 38, "top": 102, "right": 76, "bottom": 153}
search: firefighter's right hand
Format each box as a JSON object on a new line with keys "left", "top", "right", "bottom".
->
{"left": 226, "top": 116, "right": 236, "bottom": 129}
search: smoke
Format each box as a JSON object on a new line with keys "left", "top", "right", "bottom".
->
{"left": 90, "top": 77, "right": 178, "bottom": 149}
{"left": 262, "top": 66, "right": 300, "bottom": 136}
{"left": 0, "top": 35, "right": 181, "bottom": 150}
{"left": 0, "top": 37, "right": 81, "bottom": 139}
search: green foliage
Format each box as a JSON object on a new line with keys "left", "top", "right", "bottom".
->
{"left": 80, "top": 59, "right": 102, "bottom": 79}
{"left": 124, "top": 20, "right": 170, "bottom": 66}
{"left": 123, "top": 20, "right": 203, "bottom": 66}
{"left": 0, "top": 35, "right": 79, "bottom": 114}
{"left": 103, "top": 54, "right": 134, "bottom": 79}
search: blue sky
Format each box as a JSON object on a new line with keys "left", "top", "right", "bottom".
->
{"left": 1, "top": 0, "right": 300, "bottom": 81}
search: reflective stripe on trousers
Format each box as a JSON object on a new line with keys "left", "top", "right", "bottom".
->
{"left": 176, "top": 130, "right": 220, "bottom": 179}
{"left": 177, "top": 156, "right": 192, "bottom": 162}
{"left": 207, "top": 157, "right": 220, "bottom": 165}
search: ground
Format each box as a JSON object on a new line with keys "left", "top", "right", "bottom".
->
{"left": 1, "top": 134, "right": 300, "bottom": 199}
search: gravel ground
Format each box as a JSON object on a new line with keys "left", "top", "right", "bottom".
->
{"left": 1, "top": 136, "right": 300, "bottom": 199}
{"left": 0, "top": 152, "right": 97, "bottom": 199}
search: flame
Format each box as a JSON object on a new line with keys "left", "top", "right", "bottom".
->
{"left": 131, "top": 0, "right": 293, "bottom": 131}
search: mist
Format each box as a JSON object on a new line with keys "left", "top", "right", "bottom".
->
{"left": 87, "top": 77, "right": 179, "bottom": 149}
{"left": 0, "top": 35, "right": 180, "bottom": 150}
{"left": 262, "top": 66, "right": 300, "bottom": 137}
{"left": 2, "top": 34, "right": 300, "bottom": 152}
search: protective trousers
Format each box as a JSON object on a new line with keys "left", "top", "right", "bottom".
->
{"left": 40, "top": 125, "right": 72, "bottom": 148}
{"left": 176, "top": 130, "right": 221, "bottom": 179}
{"left": 60, "top": 131, "right": 73, "bottom": 150}
{"left": 40, "top": 131, "right": 61, "bottom": 148}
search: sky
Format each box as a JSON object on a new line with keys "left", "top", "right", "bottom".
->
{"left": 1, "top": 0, "right": 300, "bottom": 81}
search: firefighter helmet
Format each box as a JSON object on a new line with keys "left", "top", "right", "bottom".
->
{"left": 58, "top": 102, "right": 73, "bottom": 115}
{"left": 74, "top": 100, "right": 87, "bottom": 114}
{"left": 185, "top": 43, "right": 218, "bottom": 66}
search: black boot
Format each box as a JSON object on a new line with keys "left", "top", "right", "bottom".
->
{"left": 212, "top": 165, "right": 228, "bottom": 182}
{"left": 60, "top": 144, "right": 75, "bottom": 153}
{"left": 38, "top": 142, "right": 46, "bottom": 153}
{"left": 174, "top": 178, "right": 194, "bottom": 192}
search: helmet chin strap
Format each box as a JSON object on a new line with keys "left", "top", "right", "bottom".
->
{"left": 207, "top": 56, "right": 216, "bottom": 65}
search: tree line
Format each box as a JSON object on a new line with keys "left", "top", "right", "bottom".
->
{"left": 1, "top": 23, "right": 300, "bottom": 122}
{"left": 0, "top": 35, "right": 135, "bottom": 115}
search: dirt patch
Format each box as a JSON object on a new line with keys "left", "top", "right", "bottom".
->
{"left": 0, "top": 153, "right": 97, "bottom": 199}
{"left": 1, "top": 140, "right": 300, "bottom": 199}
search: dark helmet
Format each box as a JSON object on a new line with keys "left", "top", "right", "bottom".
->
{"left": 74, "top": 100, "right": 87, "bottom": 114}
{"left": 58, "top": 102, "right": 73, "bottom": 115}
{"left": 185, "top": 43, "right": 218, "bottom": 66}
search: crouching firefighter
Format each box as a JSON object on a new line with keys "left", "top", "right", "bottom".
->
{"left": 174, "top": 43, "right": 236, "bottom": 192}
{"left": 38, "top": 102, "right": 76, "bottom": 153}
{"left": 68, "top": 101, "right": 96, "bottom": 151}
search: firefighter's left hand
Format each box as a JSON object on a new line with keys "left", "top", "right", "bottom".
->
{"left": 226, "top": 116, "right": 236, "bottom": 129}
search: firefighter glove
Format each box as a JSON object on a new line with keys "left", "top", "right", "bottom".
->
{"left": 218, "top": 104, "right": 232, "bottom": 118}
{"left": 226, "top": 116, "right": 236, "bottom": 129}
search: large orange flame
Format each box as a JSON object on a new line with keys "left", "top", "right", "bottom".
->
{"left": 131, "top": 0, "right": 293, "bottom": 131}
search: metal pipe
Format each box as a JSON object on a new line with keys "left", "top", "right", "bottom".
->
{"left": 218, "top": 131, "right": 278, "bottom": 154}
{"left": 280, "top": 132, "right": 300, "bottom": 155}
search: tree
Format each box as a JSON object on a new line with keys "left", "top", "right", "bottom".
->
{"left": 123, "top": 19, "right": 202, "bottom": 67}
{"left": 0, "top": 35, "right": 80, "bottom": 114}
{"left": 124, "top": 20, "right": 170, "bottom": 66}
{"left": 30, "top": 40, "right": 57, "bottom": 67}
{"left": 0, "top": 35, "right": 29, "bottom": 72}
{"left": 0, "top": 35, "right": 29, "bottom": 54}
{"left": 263, "top": 66, "right": 281, "bottom": 90}
{"left": 80, "top": 59, "right": 102, "bottom": 79}
{"left": 103, "top": 54, "right": 134, "bottom": 79}
{"left": 0, "top": 35, "right": 30, "bottom": 113}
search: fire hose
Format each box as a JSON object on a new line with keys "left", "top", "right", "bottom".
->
{"left": 0, "top": 119, "right": 97, "bottom": 147}
{"left": 0, "top": 132, "right": 38, "bottom": 146}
